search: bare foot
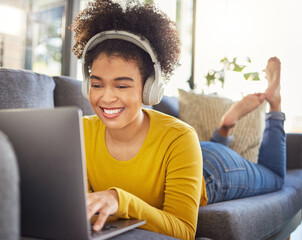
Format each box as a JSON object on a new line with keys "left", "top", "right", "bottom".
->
{"left": 265, "top": 57, "right": 281, "bottom": 111}
{"left": 218, "top": 93, "right": 266, "bottom": 137}
{"left": 220, "top": 93, "right": 266, "bottom": 128}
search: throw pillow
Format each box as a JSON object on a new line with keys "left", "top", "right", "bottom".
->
{"left": 0, "top": 68, "right": 55, "bottom": 109}
{"left": 178, "top": 89, "right": 267, "bottom": 163}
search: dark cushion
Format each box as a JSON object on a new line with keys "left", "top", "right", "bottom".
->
{"left": 153, "top": 95, "right": 179, "bottom": 118}
{"left": 196, "top": 170, "right": 302, "bottom": 240}
{"left": 53, "top": 76, "right": 94, "bottom": 116}
{"left": 286, "top": 133, "right": 302, "bottom": 169}
{"left": 0, "top": 68, "right": 55, "bottom": 109}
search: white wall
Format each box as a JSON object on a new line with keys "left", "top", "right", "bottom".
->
{"left": 0, "top": 2, "right": 26, "bottom": 69}
{"left": 195, "top": 0, "right": 302, "bottom": 132}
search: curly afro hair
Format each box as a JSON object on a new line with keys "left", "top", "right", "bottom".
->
{"left": 70, "top": 0, "right": 181, "bottom": 80}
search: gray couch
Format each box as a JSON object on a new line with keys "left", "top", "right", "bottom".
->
{"left": 0, "top": 68, "right": 301, "bottom": 240}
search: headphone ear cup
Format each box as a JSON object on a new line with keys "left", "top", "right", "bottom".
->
{"left": 143, "top": 76, "right": 164, "bottom": 105}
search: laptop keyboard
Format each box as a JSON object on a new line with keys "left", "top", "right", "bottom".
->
{"left": 101, "top": 225, "right": 118, "bottom": 231}
{"left": 90, "top": 223, "right": 118, "bottom": 237}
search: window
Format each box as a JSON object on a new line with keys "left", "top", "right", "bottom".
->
{"left": 25, "top": 0, "right": 67, "bottom": 76}
{"left": 0, "top": 0, "right": 76, "bottom": 76}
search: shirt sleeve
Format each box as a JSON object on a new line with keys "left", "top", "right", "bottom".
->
{"left": 110, "top": 129, "right": 203, "bottom": 240}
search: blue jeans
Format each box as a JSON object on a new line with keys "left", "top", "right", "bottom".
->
{"left": 202, "top": 111, "right": 286, "bottom": 204}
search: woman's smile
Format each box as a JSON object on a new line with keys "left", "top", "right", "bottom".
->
{"left": 100, "top": 107, "right": 125, "bottom": 119}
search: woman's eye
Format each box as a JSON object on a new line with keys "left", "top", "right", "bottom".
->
{"left": 91, "top": 84, "right": 103, "bottom": 88}
{"left": 117, "top": 85, "right": 129, "bottom": 89}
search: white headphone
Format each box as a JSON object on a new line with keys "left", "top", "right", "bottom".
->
{"left": 81, "top": 30, "right": 164, "bottom": 105}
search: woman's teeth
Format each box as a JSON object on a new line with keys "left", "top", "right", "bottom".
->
{"left": 103, "top": 108, "right": 123, "bottom": 114}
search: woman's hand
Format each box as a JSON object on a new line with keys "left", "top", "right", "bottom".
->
{"left": 87, "top": 189, "right": 119, "bottom": 231}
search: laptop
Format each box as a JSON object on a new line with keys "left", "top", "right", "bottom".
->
{"left": 0, "top": 107, "right": 145, "bottom": 240}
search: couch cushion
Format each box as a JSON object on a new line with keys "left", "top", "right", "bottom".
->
{"left": 286, "top": 133, "right": 302, "bottom": 169}
{"left": 153, "top": 95, "right": 179, "bottom": 118}
{"left": 196, "top": 170, "right": 302, "bottom": 239}
{"left": 0, "top": 68, "right": 55, "bottom": 109}
{"left": 178, "top": 89, "right": 266, "bottom": 163}
{"left": 284, "top": 169, "right": 302, "bottom": 208}
{"left": 53, "top": 76, "right": 94, "bottom": 116}
{"left": 110, "top": 229, "right": 178, "bottom": 239}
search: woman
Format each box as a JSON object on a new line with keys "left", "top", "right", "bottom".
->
{"left": 70, "top": 1, "right": 286, "bottom": 239}
{"left": 202, "top": 58, "right": 285, "bottom": 204}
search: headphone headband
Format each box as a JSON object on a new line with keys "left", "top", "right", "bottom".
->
{"left": 81, "top": 30, "right": 163, "bottom": 105}
{"left": 82, "top": 30, "right": 158, "bottom": 65}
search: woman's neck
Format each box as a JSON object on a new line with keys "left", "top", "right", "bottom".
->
{"left": 104, "top": 110, "right": 150, "bottom": 161}
{"left": 105, "top": 110, "right": 150, "bottom": 147}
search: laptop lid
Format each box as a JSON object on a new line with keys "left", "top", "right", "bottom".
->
{"left": 0, "top": 107, "right": 146, "bottom": 240}
{"left": 0, "top": 107, "right": 91, "bottom": 239}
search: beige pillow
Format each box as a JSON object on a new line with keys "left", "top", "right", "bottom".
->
{"left": 178, "top": 89, "right": 267, "bottom": 163}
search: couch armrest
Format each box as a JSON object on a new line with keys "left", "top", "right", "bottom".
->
{"left": 0, "top": 131, "right": 19, "bottom": 239}
{"left": 286, "top": 133, "right": 302, "bottom": 169}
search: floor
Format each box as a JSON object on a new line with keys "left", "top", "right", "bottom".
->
{"left": 291, "top": 222, "right": 302, "bottom": 240}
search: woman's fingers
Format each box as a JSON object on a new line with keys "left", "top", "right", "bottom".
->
{"left": 93, "top": 211, "right": 110, "bottom": 231}
{"left": 87, "top": 190, "right": 119, "bottom": 231}
{"left": 87, "top": 195, "right": 104, "bottom": 219}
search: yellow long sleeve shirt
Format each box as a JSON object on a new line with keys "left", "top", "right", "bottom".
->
{"left": 83, "top": 109, "right": 207, "bottom": 239}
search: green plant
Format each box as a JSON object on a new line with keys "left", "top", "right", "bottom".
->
{"left": 205, "top": 57, "right": 263, "bottom": 87}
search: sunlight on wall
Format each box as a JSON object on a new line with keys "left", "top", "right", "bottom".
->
{"left": 195, "top": 0, "right": 302, "bottom": 132}
{"left": 0, "top": 5, "right": 23, "bottom": 36}
{"left": 0, "top": 4, "right": 25, "bottom": 69}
